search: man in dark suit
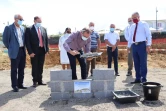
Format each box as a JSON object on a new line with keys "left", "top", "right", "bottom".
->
{"left": 3, "top": 14, "right": 27, "bottom": 92}
{"left": 25, "top": 16, "right": 49, "bottom": 87}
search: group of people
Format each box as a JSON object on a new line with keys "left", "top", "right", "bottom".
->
{"left": 2, "top": 11, "right": 152, "bottom": 92}
{"left": 3, "top": 15, "right": 49, "bottom": 92}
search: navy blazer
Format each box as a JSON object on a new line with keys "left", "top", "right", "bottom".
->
{"left": 2, "top": 23, "right": 26, "bottom": 59}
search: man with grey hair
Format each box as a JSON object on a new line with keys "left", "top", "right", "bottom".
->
{"left": 124, "top": 17, "right": 133, "bottom": 76}
{"left": 104, "top": 24, "right": 120, "bottom": 76}
{"left": 3, "top": 14, "right": 27, "bottom": 92}
{"left": 63, "top": 28, "right": 92, "bottom": 80}
{"left": 128, "top": 12, "right": 152, "bottom": 83}
{"left": 86, "top": 22, "right": 101, "bottom": 77}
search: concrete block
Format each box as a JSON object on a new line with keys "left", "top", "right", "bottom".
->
{"left": 93, "top": 69, "right": 114, "bottom": 80}
{"left": 94, "top": 90, "right": 113, "bottom": 99}
{"left": 73, "top": 93, "right": 93, "bottom": 98}
{"left": 91, "top": 81, "right": 104, "bottom": 92}
{"left": 63, "top": 81, "right": 74, "bottom": 92}
{"left": 49, "top": 81, "right": 61, "bottom": 92}
{"left": 106, "top": 80, "right": 114, "bottom": 91}
{"left": 50, "top": 69, "right": 72, "bottom": 81}
{"left": 51, "top": 92, "right": 72, "bottom": 100}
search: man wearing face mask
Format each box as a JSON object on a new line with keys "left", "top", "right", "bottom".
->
{"left": 128, "top": 12, "right": 152, "bottom": 83}
{"left": 86, "top": 22, "right": 101, "bottom": 77}
{"left": 104, "top": 24, "right": 120, "bottom": 76}
{"left": 63, "top": 28, "right": 91, "bottom": 80}
{"left": 124, "top": 18, "right": 134, "bottom": 76}
{"left": 3, "top": 14, "right": 27, "bottom": 92}
{"left": 25, "top": 16, "right": 49, "bottom": 87}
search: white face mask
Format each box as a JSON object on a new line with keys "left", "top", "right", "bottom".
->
{"left": 89, "top": 26, "right": 94, "bottom": 30}
{"left": 82, "top": 36, "right": 88, "bottom": 41}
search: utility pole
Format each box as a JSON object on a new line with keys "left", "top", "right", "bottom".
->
{"left": 156, "top": 7, "right": 158, "bottom": 31}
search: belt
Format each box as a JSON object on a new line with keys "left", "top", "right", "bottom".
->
{"left": 134, "top": 41, "right": 145, "bottom": 45}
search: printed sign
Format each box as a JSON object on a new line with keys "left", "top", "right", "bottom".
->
{"left": 74, "top": 81, "right": 91, "bottom": 93}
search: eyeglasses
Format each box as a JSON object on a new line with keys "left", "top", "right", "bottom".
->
{"left": 18, "top": 18, "right": 24, "bottom": 21}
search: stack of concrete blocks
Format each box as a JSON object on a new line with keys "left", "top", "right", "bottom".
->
{"left": 49, "top": 68, "right": 115, "bottom": 101}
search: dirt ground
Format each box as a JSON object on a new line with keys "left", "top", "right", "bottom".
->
{"left": 0, "top": 65, "right": 166, "bottom": 111}
{"left": 0, "top": 49, "right": 166, "bottom": 70}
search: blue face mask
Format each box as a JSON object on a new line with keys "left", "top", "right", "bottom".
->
{"left": 110, "top": 28, "right": 115, "bottom": 32}
{"left": 17, "top": 20, "right": 23, "bottom": 26}
{"left": 36, "top": 23, "right": 41, "bottom": 28}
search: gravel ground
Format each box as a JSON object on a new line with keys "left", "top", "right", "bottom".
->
{"left": 0, "top": 65, "right": 166, "bottom": 111}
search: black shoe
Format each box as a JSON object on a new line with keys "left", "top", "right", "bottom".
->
{"left": 126, "top": 72, "right": 132, "bottom": 76}
{"left": 13, "top": 87, "right": 19, "bottom": 92}
{"left": 38, "top": 82, "right": 47, "bottom": 85}
{"left": 131, "top": 80, "right": 141, "bottom": 84}
{"left": 18, "top": 86, "right": 27, "bottom": 89}
{"left": 115, "top": 73, "right": 120, "bottom": 76}
{"left": 33, "top": 82, "right": 38, "bottom": 87}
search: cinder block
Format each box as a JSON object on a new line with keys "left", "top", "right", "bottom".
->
{"left": 49, "top": 81, "right": 63, "bottom": 92}
{"left": 51, "top": 92, "right": 72, "bottom": 100}
{"left": 73, "top": 93, "right": 93, "bottom": 98}
{"left": 91, "top": 81, "right": 104, "bottom": 92}
{"left": 50, "top": 70, "right": 72, "bottom": 81}
{"left": 63, "top": 81, "right": 74, "bottom": 92}
{"left": 93, "top": 69, "right": 114, "bottom": 80}
{"left": 94, "top": 91, "right": 113, "bottom": 99}
{"left": 106, "top": 80, "right": 114, "bottom": 91}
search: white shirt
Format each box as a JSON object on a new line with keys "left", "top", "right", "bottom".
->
{"left": 124, "top": 25, "right": 132, "bottom": 41}
{"left": 104, "top": 32, "right": 120, "bottom": 46}
{"left": 15, "top": 25, "right": 23, "bottom": 47}
{"left": 128, "top": 21, "right": 152, "bottom": 48}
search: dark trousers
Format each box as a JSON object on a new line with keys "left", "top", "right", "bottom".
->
{"left": 31, "top": 47, "right": 45, "bottom": 83}
{"left": 132, "top": 41, "right": 147, "bottom": 82}
{"left": 10, "top": 48, "right": 26, "bottom": 88}
{"left": 107, "top": 47, "right": 118, "bottom": 73}
{"left": 86, "top": 48, "right": 97, "bottom": 76}
{"left": 128, "top": 47, "right": 133, "bottom": 73}
{"left": 67, "top": 50, "right": 86, "bottom": 80}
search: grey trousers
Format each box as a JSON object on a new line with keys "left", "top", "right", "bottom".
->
{"left": 86, "top": 48, "right": 97, "bottom": 76}
{"left": 128, "top": 47, "right": 133, "bottom": 73}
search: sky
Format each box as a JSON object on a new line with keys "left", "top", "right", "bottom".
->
{"left": 0, "top": 0, "right": 166, "bottom": 35}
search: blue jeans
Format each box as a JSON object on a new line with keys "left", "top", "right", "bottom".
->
{"left": 107, "top": 47, "right": 118, "bottom": 73}
{"left": 132, "top": 41, "right": 147, "bottom": 82}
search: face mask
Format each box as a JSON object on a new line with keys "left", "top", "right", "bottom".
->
{"left": 128, "top": 21, "right": 133, "bottom": 25}
{"left": 110, "top": 28, "right": 115, "bottom": 32}
{"left": 65, "top": 33, "right": 71, "bottom": 37}
{"left": 133, "top": 19, "right": 138, "bottom": 23}
{"left": 89, "top": 26, "right": 94, "bottom": 31}
{"left": 36, "top": 23, "right": 41, "bottom": 28}
{"left": 82, "top": 36, "right": 88, "bottom": 41}
{"left": 17, "top": 20, "right": 23, "bottom": 26}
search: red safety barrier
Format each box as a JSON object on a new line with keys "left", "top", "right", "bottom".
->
{"left": 49, "top": 38, "right": 166, "bottom": 49}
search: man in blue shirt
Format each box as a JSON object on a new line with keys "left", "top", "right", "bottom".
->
{"left": 86, "top": 22, "right": 101, "bottom": 77}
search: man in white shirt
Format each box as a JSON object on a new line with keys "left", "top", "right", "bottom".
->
{"left": 104, "top": 24, "right": 120, "bottom": 76}
{"left": 124, "top": 18, "right": 133, "bottom": 76}
{"left": 128, "top": 12, "right": 152, "bottom": 83}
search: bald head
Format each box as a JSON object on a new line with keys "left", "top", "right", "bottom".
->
{"left": 110, "top": 24, "right": 115, "bottom": 28}
{"left": 14, "top": 14, "right": 23, "bottom": 27}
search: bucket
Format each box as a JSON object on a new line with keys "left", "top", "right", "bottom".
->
{"left": 141, "top": 82, "right": 163, "bottom": 101}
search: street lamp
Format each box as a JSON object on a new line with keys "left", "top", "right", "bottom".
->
{"left": 156, "top": 7, "right": 158, "bottom": 31}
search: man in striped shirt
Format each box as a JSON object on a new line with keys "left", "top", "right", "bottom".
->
{"left": 86, "top": 22, "right": 101, "bottom": 77}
